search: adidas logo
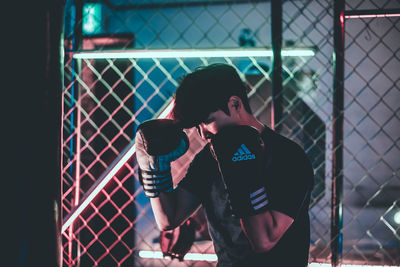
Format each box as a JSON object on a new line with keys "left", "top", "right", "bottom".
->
{"left": 232, "top": 144, "right": 256, "bottom": 162}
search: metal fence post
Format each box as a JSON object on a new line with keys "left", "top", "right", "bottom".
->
{"left": 68, "top": 0, "right": 83, "bottom": 266}
{"left": 271, "top": 0, "right": 282, "bottom": 131}
{"left": 331, "top": 0, "right": 345, "bottom": 266}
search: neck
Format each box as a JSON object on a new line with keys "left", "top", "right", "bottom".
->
{"left": 239, "top": 112, "right": 265, "bottom": 133}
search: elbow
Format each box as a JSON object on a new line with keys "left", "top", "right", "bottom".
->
{"left": 247, "top": 231, "right": 280, "bottom": 253}
{"left": 250, "top": 240, "right": 277, "bottom": 253}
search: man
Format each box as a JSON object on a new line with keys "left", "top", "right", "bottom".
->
{"left": 135, "top": 63, "right": 314, "bottom": 266}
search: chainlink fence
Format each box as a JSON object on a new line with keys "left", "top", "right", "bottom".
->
{"left": 61, "top": 0, "right": 400, "bottom": 266}
{"left": 340, "top": 0, "right": 400, "bottom": 264}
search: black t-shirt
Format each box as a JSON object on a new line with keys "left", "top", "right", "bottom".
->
{"left": 178, "top": 126, "right": 314, "bottom": 267}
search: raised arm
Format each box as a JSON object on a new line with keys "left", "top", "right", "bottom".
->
{"left": 210, "top": 125, "right": 296, "bottom": 252}
{"left": 135, "top": 119, "right": 201, "bottom": 231}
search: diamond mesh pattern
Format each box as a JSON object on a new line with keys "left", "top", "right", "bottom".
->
{"left": 61, "top": 0, "right": 400, "bottom": 266}
{"left": 340, "top": 4, "right": 400, "bottom": 264}
{"left": 281, "top": 1, "right": 333, "bottom": 261}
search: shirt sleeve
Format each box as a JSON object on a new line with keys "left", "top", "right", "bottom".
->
{"left": 177, "top": 144, "right": 214, "bottom": 199}
{"left": 267, "top": 143, "right": 314, "bottom": 220}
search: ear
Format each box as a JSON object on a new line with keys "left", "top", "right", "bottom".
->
{"left": 227, "top": 96, "right": 243, "bottom": 114}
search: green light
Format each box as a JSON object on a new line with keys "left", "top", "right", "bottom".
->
{"left": 83, "top": 3, "right": 102, "bottom": 34}
{"left": 73, "top": 48, "right": 315, "bottom": 59}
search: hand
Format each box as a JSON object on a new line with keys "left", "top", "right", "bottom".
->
{"left": 159, "top": 218, "right": 197, "bottom": 261}
{"left": 211, "top": 125, "right": 269, "bottom": 217}
{"left": 135, "top": 119, "right": 189, "bottom": 197}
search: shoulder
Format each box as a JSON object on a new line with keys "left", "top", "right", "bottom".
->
{"left": 178, "top": 143, "right": 216, "bottom": 196}
{"left": 262, "top": 127, "right": 314, "bottom": 185}
{"left": 186, "top": 143, "right": 217, "bottom": 175}
{"left": 191, "top": 143, "right": 214, "bottom": 164}
{"left": 262, "top": 127, "right": 305, "bottom": 157}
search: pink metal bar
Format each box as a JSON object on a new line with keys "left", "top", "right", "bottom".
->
{"left": 345, "top": 13, "right": 400, "bottom": 19}
{"left": 62, "top": 100, "right": 174, "bottom": 233}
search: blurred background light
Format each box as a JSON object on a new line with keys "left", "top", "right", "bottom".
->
{"left": 83, "top": 2, "right": 102, "bottom": 34}
{"left": 394, "top": 211, "right": 400, "bottom": 225}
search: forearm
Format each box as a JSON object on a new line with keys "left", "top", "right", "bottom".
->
{"left": 150, "top": 191, "right": 178, "bottom": 231}
{"left": 150, "top": 186, "right": 202, "bottom": 231}
{"left": 240, "top": 212, "right": 276, "bottom": 252}
{"left": 135, "top": 119, "right": 201, "bottom": 231}
{"left": 240, "top": 210, "right": 293, "bottom": 253}
{"left": 135, "top": 118, "right": 191, "bottom": 229}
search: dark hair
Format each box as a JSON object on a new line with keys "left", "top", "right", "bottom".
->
{"left": 172, "top": 63, "right": 251, "bottom": 128}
